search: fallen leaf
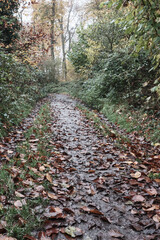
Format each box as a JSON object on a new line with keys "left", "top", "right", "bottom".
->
{"left": 130, "top": 172, "right": 141, "bottom": 179}
{"left": 132, "top": 195, "right": 145, "bottom": 202}
{"left": 39, "top": 166, "right": 45, "bottom": 171}
{"left": 146, "top": 188, "right": 157, "bottom": 196}
{"left": 46, "top": 173, "right": 52, "bottom": 183}
{"left": 101, "top": 216, "right": 112, "bottom": 223}
{"left": 80, "top": 206, "right": 90, "bottom": 212}
{"left": 50, "top": 207, "right": 62, "bottom": 213}
{"left": 38, "top": 231, "right": 51, "bottom": 240}
{"left": 143, "top": 205, "right": 159, "bottom": 212}
{"left": 90, "top": 209, "right": 103, "bottom": 215}
{"left": 80, "top": 206, "right": 103, "bottom": 215}
{"left": 108, "top": 229, "right": 124, "bottom": 238}
{"left": 47, "top": 192, "right": 58, "bottom": 200}
{"left": 63, "top": 208, "right": 74, "bottom": 215}
{"left": 102, "top": 197, "right": 110, "bottom": 203}
{"left": 14, "top": 200, "right": 24, "bottom": 208}
{"left": 87, "top": 186, "right": 96, "bottom": 195}
{"left": 44, "top": 207, "right": 65, "bottom": 219}
{"left": 153, "top": 215, "right": 160, "bottom": 223}
{"left": 131, "top": 223, "right": 143, "bottom": 231}
{"left": 88, "top": 170, "right": 95, "bottom": 173}
{"left": 46, "top": 228, "right": 59, "bottom": 236}
{"left": 15, "top": 191, "right": 25, "bottom": 198}
{"left": 65, "top": 226, "right": 83, "bottom": 238}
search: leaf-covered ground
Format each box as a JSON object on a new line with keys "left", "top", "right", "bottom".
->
{"left": 0, "top": 94, "right": 160, "bottom": 240}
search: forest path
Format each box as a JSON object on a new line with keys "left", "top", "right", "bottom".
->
{"left": 0, "top": 94, "right": 159, "bottom": 240}
{"left": 46, "top": 94, "right": 159, "bottom": 240}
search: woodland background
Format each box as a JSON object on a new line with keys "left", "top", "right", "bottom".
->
{"left": 0, "top": 0, "right": 160, "bottom": 143}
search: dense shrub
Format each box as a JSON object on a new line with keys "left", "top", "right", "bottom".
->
{"left": 0, "top": 52, "right": 55, "bottom": 136}
{"left": 69, "top": 49, "right": 159, "bottom": 110}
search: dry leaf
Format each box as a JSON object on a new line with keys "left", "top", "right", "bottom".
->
{"left": 153, "top": 215, "right": 160, "bottom": 223}
{"left": 143, "top": 205, "right": 159, "bottom": 212}
{"left": 108, "top": 229, "right": 124, "bottom": 238}
{"left": 130, "top": 172, "right": 141, "bottom": 179}
{"left": 146, "top": 188, "right": 157, "bottom": 196}
{"left": 90, "top": 209, "right": 103, "bottom": 215}
{"left": 46, "top": 173, "right": 52, "bottom": 183}
{"left": 39, "top": 166, "right": 45, "bottom": 171}
{"left": 132, "top": 195, "right": 145, "bottom": 202}
{"left": 15, "top": 191, "right": 25, "bottom": 198}
{"left": 47, "top": 192, "right": 58, "bottom": 200}
{"left": 14, "top": 200, "right": 23, "bottom": 208}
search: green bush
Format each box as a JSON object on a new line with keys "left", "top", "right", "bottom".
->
{"left": 69, "top": 49, "right": 158, "bottom": 109}
{"left": 0, "top": 52, "right": 54, "bottom": 137}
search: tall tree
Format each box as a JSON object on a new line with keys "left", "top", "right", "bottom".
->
{"left": 51, "top": 0, "right": 56, "bottom": 60}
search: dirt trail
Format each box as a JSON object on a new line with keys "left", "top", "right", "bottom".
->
{"left": 48, "top": 94, "right": 160, "bottom": 240}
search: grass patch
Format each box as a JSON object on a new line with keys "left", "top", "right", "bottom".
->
{"left": 148, "top": 172, "right": 160, "bottom": 179}
{"left": 0, "top": 103, "right": 55, "bottom": 239}
{"left": 77, "top": 105, "right": 130, "bottom": 146}
{"left": 102, "top": 101, "right": 160, "bottom": 144}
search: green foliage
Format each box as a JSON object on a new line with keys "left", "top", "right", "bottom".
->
{"left": 0, "top": 0, "right": 20, "bottom": 46}
{"left": 107, "top": 0, "right": 160, "bottom": 67}
{"left": 0, "top": 52, "right": 54, "bottom": 137}
{"left": 73, "top": 49, "right": 158, "bottom": 109}
{"left": 68, "top": 7, "right": 159, "bottom": 110}
{"left": 68, "top": 27, "right": 89, "bottom": 73}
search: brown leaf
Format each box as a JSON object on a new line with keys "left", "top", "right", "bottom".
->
{"left": 130, "top": 172, "right": 141, "bottom": 179}
{"left": 88, "top": 170, "right": 95, "bottom": 173}
{"left": 38, "top": 231, "right": 51, "bottom": 240}
{"left": 50, "top": 207, "right": 62, "bottom": 214}
{"left": 108, "top": 229, "right": 124, "bottom": 238}
{"left": 46, "top": 173, "right": 53, "bottom": 183}
{"left": 131, "top": 223, "right": 143, "bottom": 231}
{"left": 46, "top": 228, "right": 59, "bottom": 236}
{"left": 63, "top": 208, "right": 74, "bottom": 215}
{"left": 145, "top": 188, "right": 157, "bottom": 196}
{"left": 15, "top": 191, "right": 25, "bottom": 198}
{"left": 132, "top": 195, "right": 145, "bottom": 202}
{"left": 153, "top": 214, "right": 160, "bottom": 223}
{"left": 69, "top": 168, "right": 77, "bottom": 172}
{"left": 39, "top": 166, "right": 45, "bottom": 171}
{"left": 88, "top": 186, "right": 96, "bottom": 195}
{"left": 14, "top": 200, "right": 26, "bottom": 208}
{"left": 80, "top": 206, "right": 91, "bottom": 212}
{"left": 102, "top": 197, "right": 110, "bottom": 203}
{"left": 90, "top": 209, "right": 103, "bottom": 215}
{"left": 44, "top": 207, "right": 65, "bottom": 219}
{"left": 143, "top": 205, "right": 159, "bottom": 212}
{"left": 80, "top": 206, "right": 103, "bottom": 215}
{"left": 47, "top": 192, "right": 58, "bottom": 200}
{"left": 101, "top": 216, "right": 112, "bottom": 223}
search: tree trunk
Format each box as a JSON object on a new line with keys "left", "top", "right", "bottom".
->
{"left": 59, "top": 17, "right": 67, "bottom": 81}
{"left": 50, "top": 0, "right": 56, "bottom": 80}
{"left": 51, "top": 0, "right": 55, "bottom": 60}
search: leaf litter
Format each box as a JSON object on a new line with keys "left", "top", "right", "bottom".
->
{"left": 0, "top": 94, "right": 159, "bottom": 240}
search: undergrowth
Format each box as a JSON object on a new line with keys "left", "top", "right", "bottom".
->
{"left": 0, "top": 104, "right": 54, "bottom": 239}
